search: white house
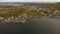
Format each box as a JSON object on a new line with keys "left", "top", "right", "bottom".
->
{"left": 53, "top": 10, "right": 60, "bottom": 16}
{"left": 11, "top": 16, "right": 14, "bottom": 19}
{"left": 0, "top": 17, "right": 4, "bottom": 20}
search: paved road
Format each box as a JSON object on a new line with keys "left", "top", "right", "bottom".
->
{"left": 0, "top": 17, "right": 60, "bottom": 34}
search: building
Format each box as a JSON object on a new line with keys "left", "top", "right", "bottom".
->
{"left": 53, "top": 10, "right": 60, "bottom": 16}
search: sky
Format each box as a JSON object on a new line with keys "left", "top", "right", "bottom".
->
{"left": 0, "top": 0, "right": 59, "bottom": 2}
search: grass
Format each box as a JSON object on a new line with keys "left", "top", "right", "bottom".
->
{"left": 0, "top": 4, "right": 60, "bottom": 18}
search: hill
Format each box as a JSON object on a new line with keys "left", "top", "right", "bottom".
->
{"left": 0, "top": 4, "right": 60, "bottom": 18}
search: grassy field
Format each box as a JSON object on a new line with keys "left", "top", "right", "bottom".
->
{"left": 0, "top": 4, "right": 60, "bottom": 18}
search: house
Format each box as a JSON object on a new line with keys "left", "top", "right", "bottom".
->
{"left": 0, "top": 17, "right": 4, "bottom": 20}
{"left": 11, "top": 16, "right": 14, "bottom": 19}
{"left": 53, "top": 10, "right": 60, "bottom": 16}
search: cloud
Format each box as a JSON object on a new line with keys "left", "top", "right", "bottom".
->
{"left": 0, "top": 0, "right": 59, "bottom": 2}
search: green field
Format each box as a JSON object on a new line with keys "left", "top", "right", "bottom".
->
{"left": 0, "top": 4, "right": 60, "bottom": 18}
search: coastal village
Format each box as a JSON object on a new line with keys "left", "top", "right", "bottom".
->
{"left": 0, "top": 4, "right": 60, "bottom": 23}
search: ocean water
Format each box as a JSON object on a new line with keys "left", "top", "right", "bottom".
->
{"left": 0, "top": 17, "right": 60, "bottom": 34}
{"left": 0, "top": 4, "right": 24, "bottom": 6}
{"left": 0, "top": 23, "right": 26, "bottom": 34}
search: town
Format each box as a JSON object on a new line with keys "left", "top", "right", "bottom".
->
{"left": 0, "top": 4, "right": 60, "bottom": 23}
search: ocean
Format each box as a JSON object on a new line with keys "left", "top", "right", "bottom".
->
{"left": 0, "top": 17, "right": 60, "bottom": 34}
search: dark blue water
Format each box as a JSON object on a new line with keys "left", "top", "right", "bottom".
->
{"left": 0, "top": 18, "right": 60, "bottom": 34}
{"left": 0, "top": 4, "right": 24, "bottom": 6}
{"left": 0, "top": 23, "right": 26, "bottom": 34}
